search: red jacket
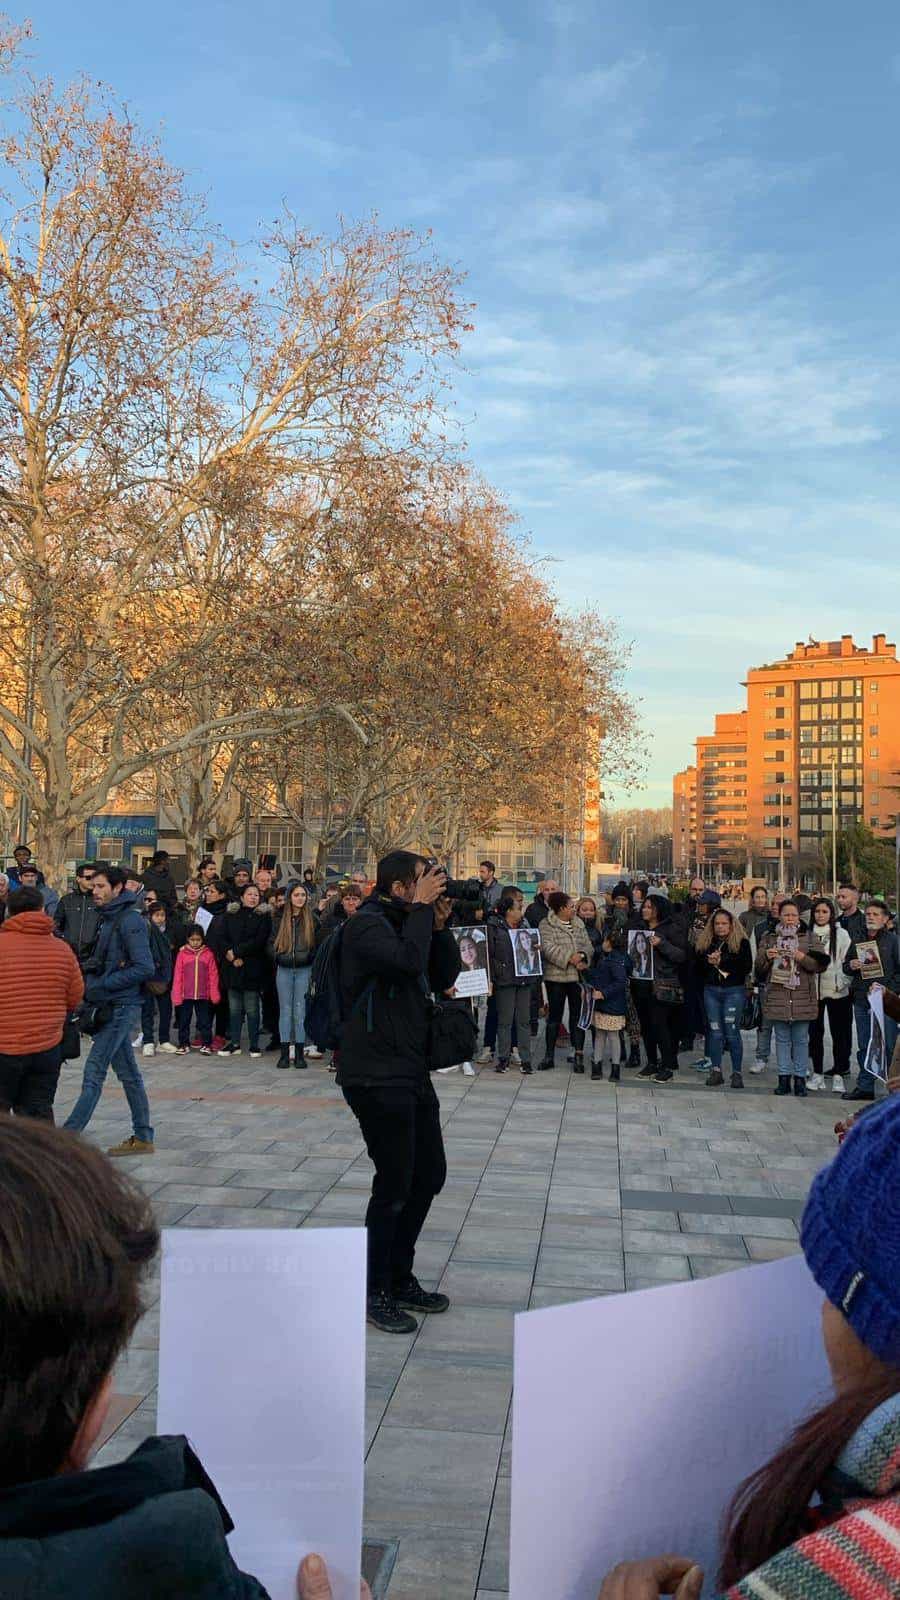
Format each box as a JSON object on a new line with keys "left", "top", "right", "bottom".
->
{"left": 171, "top": 944, "right": 221, "bottom": 1007}
{"left": 0, "top": 913, "right": 84, "bottom": 1054}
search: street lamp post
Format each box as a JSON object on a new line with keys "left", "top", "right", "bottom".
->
{"left": 830, "top": 753, "right": 838, "bottom": 900}
{"left": 778, "top": 785, "right": 785, "bottom": 890}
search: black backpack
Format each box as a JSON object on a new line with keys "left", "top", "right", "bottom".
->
{"left": 304, "top": 925, "right": 347, "bottom": 1051}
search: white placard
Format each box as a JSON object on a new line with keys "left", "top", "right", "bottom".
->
{"left": 193, "top": 905, "right": 213, "bottom": 933}
{"left": 866, "top": 984, "right": 888, "bottom": 1081}
{"left": 158, "top": 1228, "right": 366, "bottom": 1600}
{"left": 510, "top": 1253, "right": 831, "bottom": 1599}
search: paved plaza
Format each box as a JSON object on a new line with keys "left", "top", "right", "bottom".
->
{"left": 60, "top": 1045, "right": 845, "bottom": 1599}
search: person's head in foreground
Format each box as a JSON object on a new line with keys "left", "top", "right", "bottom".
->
{"left": 0, "top": 1118, "right": 370, "bottom": 1600}
{"left": 599, "top": 1095, "right": 900, "bottom": 1600}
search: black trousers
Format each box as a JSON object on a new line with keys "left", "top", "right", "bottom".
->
{"left": 343, "top": 1078, "right": 447, "bottom": 1295}
{"left": 0, "top": 1044, "right": 62, "bottom": 1121}
{"left": 650, "top": 998, "right": 682, "bottom": 1073}
{"left": 545, "top": 982, "right": 585, "bottom": 1056}
{"left": 809, "top": 996, "right": 852, "bottom": 1075}
{"left": 630, "top": 982, "right": 657, "bottom": 1065}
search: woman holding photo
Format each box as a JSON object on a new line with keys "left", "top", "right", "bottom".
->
{"left": 755, "top": 900, "right": 828, "bottom": 1097}
{"left": 540, "top": 892, "right": 593, "bottom": 1072}
{"left": 808, "top": 898, "right": 852, "bottom": 1094}
{"left": 694, "top": 909, "right": 752, "bottom": 1089}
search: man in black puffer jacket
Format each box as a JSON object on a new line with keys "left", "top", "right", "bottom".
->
{"left": 53, "top": 862, "right": 101, "bottom": 966}
{"left": 337, "top": 850, "right": 448, "bottom": 1335}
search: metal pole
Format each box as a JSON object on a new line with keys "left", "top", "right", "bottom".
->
{"left": 16, "top": 623, "right": 36, "bottom": 846}
{"left": 831, "top": 754, "right": 837, "bottom": 900}
{"left": 778, "top": 786, "right": 785, "bottom": 890}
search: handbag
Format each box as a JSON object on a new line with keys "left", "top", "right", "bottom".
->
{"left": 741, "top": 988, "right": 762, "bottom": 1031}
{"left": 60, "top": 1014, "right": 82, "bottom": 1059}
{"left": 652, "top": 977, "right": 684, "bottom": 1006}
{"left": 427, "top": 996, "right": 477, "bottom": 1071}
{"left": 145, "top": 977, "right": 169, "bottom": 996}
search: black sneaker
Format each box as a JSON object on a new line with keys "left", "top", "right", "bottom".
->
{"left": 495, "top": 1058, "right": 509, "bottom": 1073}
{"left": 217, "top": 1043, "right": 241, "bottom": 1056}
{"left": 843, "top": 1086, "right": 875, "bottom": 1101}
{"left": 393, "top": 1276, "right": 450, "bottom": 1315}
{"left": 637, "top": 1063, "right": 656, "bottom": 1078}
{"left": 652, "top": 1068, "right": 674, "bottom": 1082}
{"left": 537, "top": 1058, "right": 555, "bottom": 1071}
{"left": 521, "top": 1063, "right": 533, "bottom": 1074}
{"left": 366, "top": 1291, "right": 418, "bottom": 1334}
{"left": 730, "top": 1071, "right": 744, "bottom": 1089}
{"left": 706, "top": 1070, "right": 725, "bottom": 1087}
{"left": 793, "top": 1077, "right": 807, "bottom": 1097}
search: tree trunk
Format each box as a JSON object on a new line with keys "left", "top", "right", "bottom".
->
{"left": 34, "top": 814, "right": 86, "bottom": 889}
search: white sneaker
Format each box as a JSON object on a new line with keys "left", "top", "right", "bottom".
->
{"left": 808, "top": 1074, "right": 826, "bottom": 1092}
{"left": 158, "top": 1041, "right": 178, "bottom": 1054}
{"left": 832, "top": 1074, "right": 845, "bottom": 1094}
{"left": 511, "top": 1047, "right": 521, "bottom": 1062}
{"left": 461, "top": 1061, "right": 476, "bottom": 1076}
{"left": 435, "top": 1064, "right": 459, "bottom": 1075}
{"left": 142, "top": 1042, "right": 155, "bottom": 1057}
{"left": 249, "top": 1050, "right": 262, "bottom": 1059}
{"left": 477, "top": 1046, "right": 493, "bottom": 1064}
{"left": 305, "top": 1046, "right": 324, "bottom": 1060}
{"left": 749, "top": 1060, "right": 767, "bottom": 1075}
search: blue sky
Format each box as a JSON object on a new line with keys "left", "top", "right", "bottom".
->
{"left": 28, "top": 1, "right": 900, "bottom": 805}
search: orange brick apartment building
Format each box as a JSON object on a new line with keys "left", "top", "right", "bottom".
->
{"left": 673, "top": 635, "right": 900, "bottom": 881}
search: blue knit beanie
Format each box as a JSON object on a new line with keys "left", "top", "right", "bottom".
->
{"left": 800, "top": 1096, "right": 900, "bottom": 1364}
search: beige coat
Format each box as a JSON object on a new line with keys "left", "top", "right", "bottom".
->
{"left": 540, "top": 911, "right": 593, "bottom": 984}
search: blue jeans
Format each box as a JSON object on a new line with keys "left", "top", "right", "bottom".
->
{"left": 276, "top": 966, "right": 310, "bottom": 1045}
{"left": 774, "top": 1020, "right": 810, "bottom": 1077}
{"left": 228, "top": 988, "right": 260, "bottom": 1050}
{"left": 64, "top": 1002, "right": 153, "bottom": 1141}
{"left": 141, "top": 990, "right": 172, "bottom": 1045}
{"left": 853, "top": 998, "right": 898, "bottom": 1092}
{"left": 703, "top": 986, "right": 744, "bottom": 1072}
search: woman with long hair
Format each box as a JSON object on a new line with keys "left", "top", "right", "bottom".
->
{"left": 808, "top": 897, "right": 852, "bottom": 1094}
{"left": 539, "top": 892, "right": 593, "bottom": 1072}
{"left": 755, "top": 900, "right": 828, "bottom": 1097}
{"left": 272, "top": 882, "right": 317, "bottom": 1068}
{"left": 640, "top": 894, "right": 687, "bottom": 1083}
{"left": 695, "top": 909, "right": 753, "bottom": 1089}
{"left": 599, "top": 1097, "right": 900, "bottom": 1600}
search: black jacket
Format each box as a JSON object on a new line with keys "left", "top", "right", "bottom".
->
{"left": 430, "top": 926, "right": 463, "bottom": 996}
{"left": 53, "top": 887, "right": 100, "bottom": 962}
{"left": 695, "top": 936, "right": 753, "bottom": 989}
{"left": 580, "top": 916, "right": 605, "bottom": 958}
{"left": 221, "top": 906, "right": 271, "bottom": 991}
{"left": 0, "top": 1434, "right": 267, "bottom": 1598}
{"left": 648, "top": 916, "right": 688, "bottom": 987}
{"left": 843, "top": 926, "right": 900, "bottom": 1001}
{"left": 486, "top": 918, "right": 533, "bottom": 987}
{"left": 140, "top": 864, "right": 178, "bottom": 910}
{"left": 337, "top": 894, "right": 435, "bottom": 1088}
{"left": 271, "top": 910, "right": 317, "bottom": 968}
{"left": 839, "top": 907, "right": 868, "bottom": 947}
{"left": 525, "top": 895, "right": 550, "bottom": 929}
{"left": 202, "top": 899, "right": 230, "bottom": 972}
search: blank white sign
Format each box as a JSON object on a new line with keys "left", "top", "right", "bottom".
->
{"left": 510, "top": 1253, "right": 831, "bottom": 1599}
{"left": 158, "top": 1227, "right": 366, "bottom": 1600}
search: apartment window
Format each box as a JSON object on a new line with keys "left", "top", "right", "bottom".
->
{"left": 763, "top": 731, "right": 784, "bottom": 742}
{"left": 870, "top": 792, "right": 879, "bottom": 806}
{"left": 869, "top": 725, "right": 879, "bottom": 737}
{"left": 869, "top": 748, "right": 879, "bottom": 759}
{"left": 799, "top": 703, "right": 817, "bottom": 722}
{"left": 820, "top": 680, "right": 838, "bottom": 699}
{"left": 764, "top": 688, "right": 776, "bottom": 699}
{"left": 775, "top": 685, "right": 785, "bottom": 697}
{"left": 799, "top": 682, "right": 818, "bottom": 700}
{"left": 871, "top": 769, "right": 880, "bottom": 783}
{"left": 869, "top": 681, "right": 879, "bottom": 692}
{"left": 870, "top": 818, "right": 880, "bottom": 829}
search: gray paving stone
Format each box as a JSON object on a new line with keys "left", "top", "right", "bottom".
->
{"left": 535, "top": 1247, "right": 625, "bottom": 1291}
{"left": 439, "top": 1261, "right": 535, "bottom": 1309}
{"left": 365, "top": 1426, "right": 502, "bottom": 1534}
{"left": 384, "top": 1357, "right": 511, "bottom": 1434}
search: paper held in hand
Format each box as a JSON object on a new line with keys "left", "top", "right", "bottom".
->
{"left": 510, "top": 1254, "right": 831, "bottom": 1600}
{"left": 158, "top": 1228, "right": 366, "bottom": 1600}
{"left": 865, "top": 984, "right": 888, "bottom": 1081}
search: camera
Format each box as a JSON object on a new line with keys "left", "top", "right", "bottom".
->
{"left": 422, "top": 860, "right": 484, "bottom": 905}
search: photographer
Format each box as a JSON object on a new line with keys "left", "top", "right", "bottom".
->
{"left": 63, "top": 864, "right": 156, "bottom": 1157}
{"left": 337, "top": 850, "right": 452, "bottom": 1335}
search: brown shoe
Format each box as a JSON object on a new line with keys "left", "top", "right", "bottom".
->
{"left": 107, "top": 1136, "right": 154, "bottom": 1156}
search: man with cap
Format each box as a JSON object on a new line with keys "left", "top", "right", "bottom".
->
{"left": 140, "top": 850, "right": 177, "bottom": 911}
{"left": 225, "top": 858, "right": 253, "bottom": 900}
{"left": 17, "top": 863, "right": 59, "bottom": 919}
{"left": 7, "top": 845, "right": 44, "bottom": 891}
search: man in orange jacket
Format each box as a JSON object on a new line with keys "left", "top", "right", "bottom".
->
{"left": 0, "top": 886, "right": 84, "bottom": 1120}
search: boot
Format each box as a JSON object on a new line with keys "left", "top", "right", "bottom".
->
{"left": 637, "top": 1061, "right": 656, "bottom": 1078}
{"left": 774, "top": 1075, "right": 792, "bottom": 1096}
{"left": 610, "top": 1062, "right": 621, "bottom": 1082}
{"left": 294, "top": 1047, "right": 308, "bottom": 1069}
{"left": 730, "top": 1071, "right": 744, "bottom": 1090}
{"left": 629, "top": 1045, "right": 641, "bottom": 1069}
{"left": 538, "top": 1057, "right": 556, "bottom": 1071}
{"left": 793, "top": 1076, "right": 807, "bottom": 1097}
{"left": 572, "top": 1051, "right": 585, "bottom": 1074}
{"left": 706, "top": 1069, "right": 725, "bottom": 1087}
{"left": 591, "top": 1061, "right": 603, "bottom": 1081}
{"left": 495, "top": 1057, "right": 509, "bottom": 1073}
{"left": 277, "top": 1046, "right": 291, "bottom": 1069}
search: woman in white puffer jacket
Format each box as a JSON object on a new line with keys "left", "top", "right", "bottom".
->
{"left": 808, "top": 897, "right": 852, "bottom": 1094}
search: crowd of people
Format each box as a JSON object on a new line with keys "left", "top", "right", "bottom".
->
{"left": 467, "top": 873, "right": 897, "bottom": 1103}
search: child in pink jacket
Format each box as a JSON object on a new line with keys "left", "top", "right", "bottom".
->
{"left": 171, "top": 927, "right": 221, "bottom": 1054}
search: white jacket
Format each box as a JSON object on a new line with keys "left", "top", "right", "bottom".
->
{"left": 811, "top": 924, "right": 851, "bottom": 1001}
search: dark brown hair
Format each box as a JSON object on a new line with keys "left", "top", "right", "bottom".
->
{"left": 547, "top": 891, "right": 571, "bottom": 915}
{"left": 0, "top": 1120, "right": 159, "bottom": 1486}
{"left": 719, "top": 1367, "right": 900, "bottom": 1587}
